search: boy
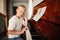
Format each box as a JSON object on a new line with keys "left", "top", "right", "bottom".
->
{"left": 8, "top": 5, "right": 28, "bottom": 40}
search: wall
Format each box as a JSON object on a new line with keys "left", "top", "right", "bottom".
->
{"left": 0, "top": 0, "right": 6, "bottom": 15}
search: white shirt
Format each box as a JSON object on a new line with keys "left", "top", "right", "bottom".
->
{"left": 8, "top": 15, "right": 24, "bottom": 38}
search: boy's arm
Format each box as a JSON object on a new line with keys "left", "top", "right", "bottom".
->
{"left": 8, "top": 27, "right": 27, "bottom": 35}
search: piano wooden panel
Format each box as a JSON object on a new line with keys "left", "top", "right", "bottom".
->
{"left": 30, "top": 0, "right": 60, "bottom": 40}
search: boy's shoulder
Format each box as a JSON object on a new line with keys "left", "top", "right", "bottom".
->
{"left": 9, "top": 15, "right": 16, "bottom": 21}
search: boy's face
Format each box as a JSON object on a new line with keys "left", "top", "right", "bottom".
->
{"left": 16, "top": 6, "right": 25, "bottom": 17}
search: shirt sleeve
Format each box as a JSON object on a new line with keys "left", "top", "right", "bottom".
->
{"left": 8, "top": 18, "right": 16, "bottom": 30}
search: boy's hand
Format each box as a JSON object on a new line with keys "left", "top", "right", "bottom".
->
{"left": 21, "top": 27, "right": 26, "bottom": 34}
{"left": 24, "top": 15, "right": 27, "bottom": 21}
{"left": 23, "top": 16, "right": 28, "bottom": 26}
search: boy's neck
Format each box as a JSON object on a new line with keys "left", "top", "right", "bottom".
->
{"left": 15, "top": 14, "right": 21, "bottom": 19}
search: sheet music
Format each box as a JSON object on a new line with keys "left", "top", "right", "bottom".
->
{"left": 32, "top": 6, "right": 46, "bottom": 21}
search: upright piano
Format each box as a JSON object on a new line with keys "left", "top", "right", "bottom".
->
{"left": 28, "top": 0, "right": 60, "bottom": 40}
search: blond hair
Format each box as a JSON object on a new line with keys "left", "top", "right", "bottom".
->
{"left": 17, "top": 5, "right": 26, "bottom": 11}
